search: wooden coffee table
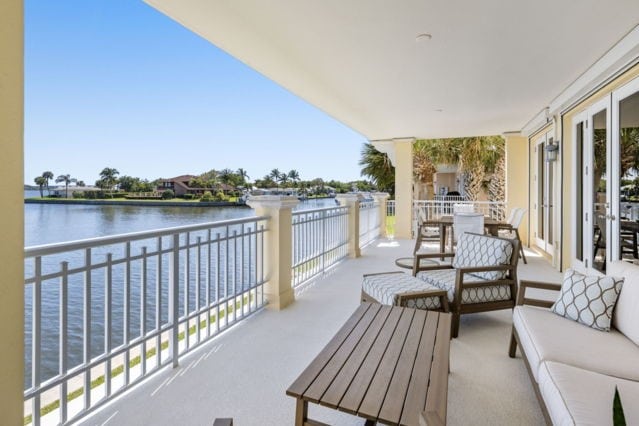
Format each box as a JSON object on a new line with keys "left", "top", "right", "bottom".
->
{"left": 286, "top": 303, "right": 451, "bottom": 426}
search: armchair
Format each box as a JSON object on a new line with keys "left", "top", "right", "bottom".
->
{"left": 413, "top": 233, "right": 519, "bottom": 337}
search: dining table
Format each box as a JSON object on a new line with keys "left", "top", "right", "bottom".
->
{"left": 423, "top": 215, "right": 506, "bottom": 255}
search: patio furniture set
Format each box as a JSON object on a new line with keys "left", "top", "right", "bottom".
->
{"left": 288, "top": 207, "right": 637, "bottom": 424}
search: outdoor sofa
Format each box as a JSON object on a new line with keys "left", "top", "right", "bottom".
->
{"left": 509, "top": 261, "right": 639, "bottom": 425}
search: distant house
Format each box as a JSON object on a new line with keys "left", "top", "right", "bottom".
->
{"left": 158, "top": 175, "right": 236, "bottom": 196}
{"left": 51, "top": 186, "right": 99, "bottom": 197}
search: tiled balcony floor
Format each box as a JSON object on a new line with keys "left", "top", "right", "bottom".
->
{"left": 81, "top": 238, "right": 562, "bottom": 426}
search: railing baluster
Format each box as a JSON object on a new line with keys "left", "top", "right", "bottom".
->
{"left": 124, "top": 242, "right": 131, "bottom": 387}
{"left": 195, "top": 236, "right": 201, "bottom": 344}
{"left": 215, "top": 232, "right": 221, "bottom": 332}
{"left": 184, "top": 232, "right": 190, "bottom": 351}
{"left": 206, "top": 230, "right": 211, "bottom": 337}
{"left": 32, "top": 256, "right": 41, "bottom": 426}
{"left": 83, "top": 248, "right": 92, "bottom": 411}
{"left": 170, "top": 233, "right": 180, "bottom": 367}
{"left": 232, "top": 229, "right": 237, "bottom": 323}
{"left": 105, "top": 253, "right": 113, "bottom": 398}
{"left": 155, "top": 237, "right": 162, "bottom": 368}
{"left": 59, "top": 261, "right": 69, "bottom": 423}
{"left": 141, "top": 246, "right": 147, "bottom": 376}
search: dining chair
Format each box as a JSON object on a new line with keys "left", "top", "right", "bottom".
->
{"left": 452, "top": 212, "right": 484, "bottom": 244}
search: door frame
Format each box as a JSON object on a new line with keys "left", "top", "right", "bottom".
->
{"left": 534, "top": 129, "right": 556, "bottom": 256}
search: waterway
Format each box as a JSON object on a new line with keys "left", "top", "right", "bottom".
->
{"left": 23, "top": 192, "right": 337, "bottom": 388}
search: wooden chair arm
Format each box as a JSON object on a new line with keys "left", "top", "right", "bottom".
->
{"left": 415, "top": 252, "right": 455, "bottom": 260}
{"left": 413, "top": 264, "right": 454, "bottom": 275}
{"left": 396, "top": 289, "right": 450, "bottom": 313}
{"left": 517, "top": 280, "right": 562, "bottom": 306}
{"left": 456, "top": 264, "right": 512, "bottom": 274}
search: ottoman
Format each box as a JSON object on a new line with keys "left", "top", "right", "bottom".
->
{"left": 361, "top": 271, "right": 449, "bottom": 313}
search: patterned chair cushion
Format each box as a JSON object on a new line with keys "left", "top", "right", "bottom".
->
{"left": 362, "top": 272, "right": 442, "bottom": 310}
{"left": 551, "top": 268, "right": 624, "bottom": 332}
{"left": 452, "top": 233, "right": 513, "bottom": 280}
{"left": 416, "top": 269, "right": 512, "bottom": 304}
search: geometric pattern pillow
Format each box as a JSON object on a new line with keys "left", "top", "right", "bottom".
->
{"left": 551, "top": 268, "right": 624, "bottom": 332}
{"left": 452, "top": 233, "right": 513, "bottom": 281}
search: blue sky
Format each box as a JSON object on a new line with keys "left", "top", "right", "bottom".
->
{"left": 24, "top": 0, "right": 366, "bottom": 185}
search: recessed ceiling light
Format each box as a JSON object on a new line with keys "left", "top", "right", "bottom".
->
{"left": 416, "top": 33, "right": 432, "bottom": 42}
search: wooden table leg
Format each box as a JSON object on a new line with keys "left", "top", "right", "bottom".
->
{"left": 295, "top": 398, "right": 308, "bottom": 426}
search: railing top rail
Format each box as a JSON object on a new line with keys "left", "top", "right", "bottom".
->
{"left": 25, "top": 215, "right": 270, "bottom": 257}
{"left": 292, "top": 205, "right": 348, "bottom": 216}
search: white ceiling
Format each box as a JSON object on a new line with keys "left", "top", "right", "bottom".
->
{"left": 145, "top": 0, "right": 639, "bottom": 140}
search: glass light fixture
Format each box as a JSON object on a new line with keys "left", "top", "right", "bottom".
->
{"left": 545, "top": 140, "right": 559, "bottom": 162}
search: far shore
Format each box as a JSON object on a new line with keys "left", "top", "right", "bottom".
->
{"left": 24, "top": 195, "right": 336, "bottom": 208}
{"left": 24, "top": 198, "right": 247, "bottom": 208}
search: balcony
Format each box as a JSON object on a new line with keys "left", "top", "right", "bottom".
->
{"left": 65, "top": 234, "right": 556, "bottom": 425}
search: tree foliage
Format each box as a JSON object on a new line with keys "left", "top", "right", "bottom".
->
{"left": 359, "top": 143, "right": 395, "bottom": 194}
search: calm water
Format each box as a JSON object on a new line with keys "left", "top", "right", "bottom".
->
{"left": 24, "top": 194, "right": 336, "bottom": 387}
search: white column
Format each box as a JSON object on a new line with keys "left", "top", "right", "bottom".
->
{"left": 372, "top": 192, "right": 390, "bottom": 238}
{"left": 393, "top": 139, "right": 414, "bottom": 239}
{"left": 247, "top": 195, "right": 299, "bottom": 310}
{"left": 336, "top": 193, "right": 361, "bottom": 258}
{"left": 0, "top": 1, "right": 24, "bottom": 423}
{"left": 503, "top": 132, "right": 529, "bottom": 245}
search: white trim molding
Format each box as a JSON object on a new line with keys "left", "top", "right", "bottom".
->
{"left": 548, "top": 24, "right": 639, "bottom": 116}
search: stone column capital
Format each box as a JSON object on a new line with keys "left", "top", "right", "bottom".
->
{"left": 247, "top": 195, "right": 299, "bottom": 211}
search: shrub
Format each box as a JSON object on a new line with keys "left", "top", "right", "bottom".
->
{"left": 162, "top": 189, "right": 175, "bottom": 200}
{"left": 182, "top": 193, "right": 196, "bottom": 200}
{"left": 200, "top": 191, "right": 214, "bottom": 202}
{"left": 214, "top": 191, "right": 227, "bottom": 201}
{"left": 72, "top": 191, "right": 85, "bottom": 199}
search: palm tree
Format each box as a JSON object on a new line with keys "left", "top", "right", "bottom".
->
{"left": 219, "top": 168, "right": 234, "bottom": 185}
{"left": 41, "top": 171, "right": 54, "bottom": 195}
{"left": 278, "top": 172, "right": 289, "bottom": 187}
{"left": 55, "top": 174, "right": 77, "bottom": 198}
{"left": 414, "top": 136, "right": 505, "bottom": 201}
{"left": 76, "top": 180, "right": 85, "bottom": 187}
{"left": 236, "top": 168, "right": 250, "bottom": 187}
{"left": 287, "top": 170, "right": 300, "bottom": 187}
{"left": 269, "top": 169, "right": 281, "bottom": 187}
{"left": 359, "top": 143, "right": 395, "bottom": 194}
{"left": 34, "top": 176, "right": 46, "bottom": 197}
{"left": 99, "top": 167, "right": 119, "bottom": 192}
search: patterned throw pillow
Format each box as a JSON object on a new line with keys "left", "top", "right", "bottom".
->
{"left": 551, "top": 269, "right": 624, "bottom": 331}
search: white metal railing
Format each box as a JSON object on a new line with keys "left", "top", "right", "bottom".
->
{"left": 291, "top": 206, "right": 349, "bottom": 287}
{"left": 359, "top": 200, "right": 381, "bottom": 248}
{"left": 433, "top": 194, "right": 466, "bottom": 202}
{"left": 23, "top": 216, "right": 268, "bottom": 425}
{"left": 386, "top": 199, "right": 396, "bottom": 217}
{"left": 412, "top": 200, "right": 507, "bottom": 235}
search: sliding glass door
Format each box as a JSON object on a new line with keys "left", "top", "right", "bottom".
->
{"left": 534, "top": 130, "right": 555, "bottom": 255}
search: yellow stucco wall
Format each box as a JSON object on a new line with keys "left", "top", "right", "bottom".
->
{"left": 394, "top": 140, "right": 414, "bottom": 239}
{"left": 560, "top": 63, "right": 639, "bottom": 270}
{"left": 0, "top": 0, "right": 25, "bottom": 423}
{"left": 504, "top": 133, "right": 530, "bottom": 245}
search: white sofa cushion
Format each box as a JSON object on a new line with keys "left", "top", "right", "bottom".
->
{"left": 538, "top": 361, "right": 639, "bottom": 426}
{"left": 513, "top": 305, "right": 639, "bottom": 382}
{"left": 609, "top": 261, "right": 639, "bottom": 346}
{"left": 362, "top": 272, "right": 442, "bottom": 310}
{"left": 452, "top": 233, "right": 513, "bottom": 280}
{"left": 551, "top": 268, "right": 623, "bottom": 331}
{"left": 416, "top": 269, "right": 512, "bottom": 304}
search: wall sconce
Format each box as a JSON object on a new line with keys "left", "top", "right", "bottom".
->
{"left": 545, "top": 140, "right": 559, "bottom": 162}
